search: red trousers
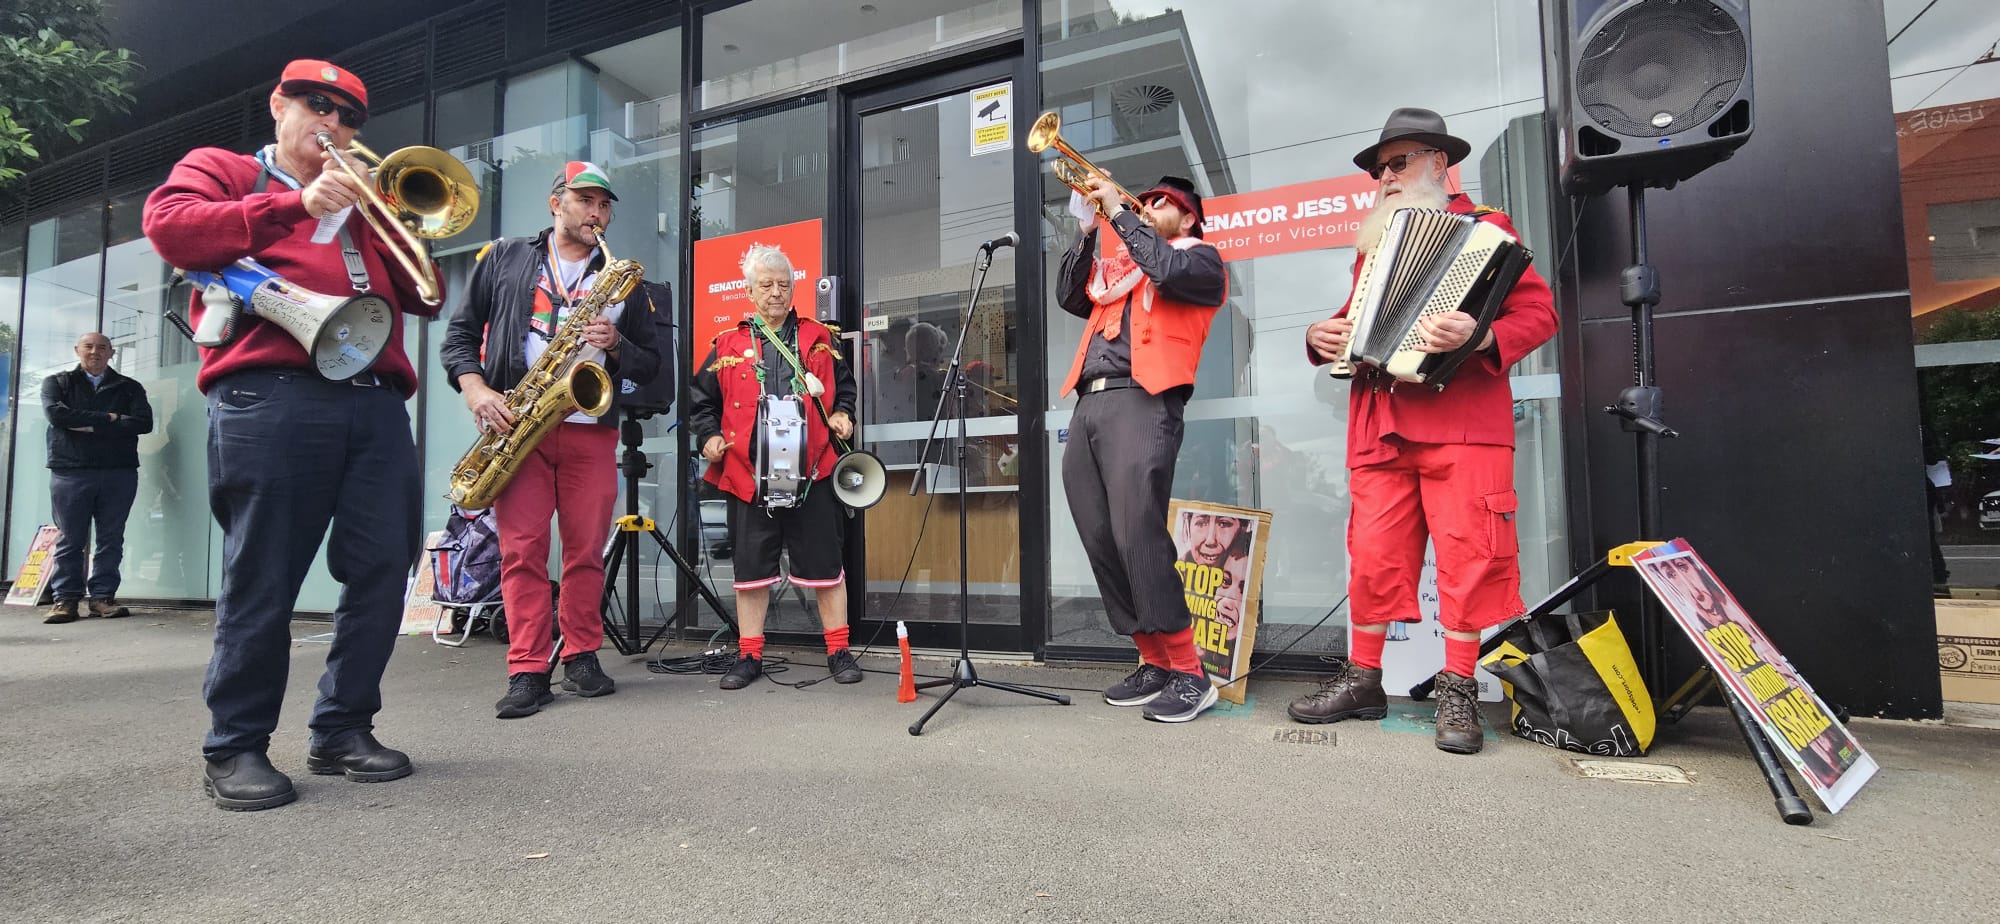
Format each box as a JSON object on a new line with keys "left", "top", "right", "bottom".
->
{"left": 492, "top": 421, "right": 619, "bottom": 673}
{"left": 1347, "top": 442, "right": 1523, "bottom": 633}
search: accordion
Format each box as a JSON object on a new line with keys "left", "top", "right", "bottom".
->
{"left": 1331, "top": 208, "right": 1532, "bottom": 389}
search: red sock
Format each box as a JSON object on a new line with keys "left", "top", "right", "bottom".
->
{"left": 1349, "top": 625, "right": 1387, "bottom": 670}
{"left": 739, "top": 635, "right": 765, "bottom": 661}
{"left": 1444, "top": 635, "right": 1479, "bottom": 678}
{"left": 1160, "top": 627, "right": 1203, "bottom": 675}
{"left": 1132, "top": 632, "right": 1169, "bottom": 668}
{"left": 824, "top": 625, "right": 850, "bottom": 655}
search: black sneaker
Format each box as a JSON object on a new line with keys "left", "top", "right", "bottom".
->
{"left": 720, "top": 654, "right": 762, "bottom": 690}
{"left": 562, "top": 652, "right": 617, "bottom": 697}
{"left": 1103, "top": 663, "right": 1173, "bottom": 706}
{"left": 1141, "top": 670, "right": 1219, "bottom": 724}
{"left": 828, "top": 648, "right": 863, "bottom": 684}
{"left": 495, "top": 672, "right": 555, "bottom": 718}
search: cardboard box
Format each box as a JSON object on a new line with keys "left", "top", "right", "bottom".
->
{"left": 1936, "top": 599, "right": 2000, "bottom": 705}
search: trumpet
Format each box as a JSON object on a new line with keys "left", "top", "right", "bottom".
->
{"left": 1026, "top": 111, "right": 1143, "bottom": 220}
{"left": 315, "top": 131, "right": 480, "bottom": 306}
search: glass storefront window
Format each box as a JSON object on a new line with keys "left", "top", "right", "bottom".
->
{"left": 1037, "top": 0, "right": 1564, "bottom": 653}
{"left": 9, "top": 205, "right": 105, "bottom": 580}
{"left": 1889, "top": 0, "right": 2000, "bottom": 587}
{"left": 688, "top": 100, "right": 828, "bottom": 632}
{"left": 699, "top": 0, "right": 1022, "bottom": 109}
{"left": 0, "top": 224, "right": 22, "bottom": 569}
{"left": 99, "top": 192, "right": 210, "bottom": 599}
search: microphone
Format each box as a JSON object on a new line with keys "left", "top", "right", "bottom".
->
{"left": 979, "top": 231, "right": 1020, "bottom": 252}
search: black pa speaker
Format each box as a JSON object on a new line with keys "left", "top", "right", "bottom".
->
{"left": 1557, "top": 0, "right": 1754, "bottom": 196}
{"left": 616, "top": 280, "right": 677, "bottom": 417}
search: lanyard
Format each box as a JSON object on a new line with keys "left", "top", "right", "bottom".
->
{"left": 252, "top": 148, "right": 370, "bottom": 294}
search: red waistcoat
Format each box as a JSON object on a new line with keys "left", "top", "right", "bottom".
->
{"left": 1060, "top": 232, "right": 1225, "bottom": 397}
{"left": 702, "top": 318, "right": 843, "bottom": 503}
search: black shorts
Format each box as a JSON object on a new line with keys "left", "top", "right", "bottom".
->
{"left": 728, "top": 479, "right": 847, "bottom": 590}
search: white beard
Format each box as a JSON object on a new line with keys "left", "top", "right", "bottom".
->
{"left": 1355, "top": 172, "right": 1452, "bottom": 255}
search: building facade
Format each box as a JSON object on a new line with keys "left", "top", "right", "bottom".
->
{"left": 3, "top": 0, "right": 1986, "bottom": 717}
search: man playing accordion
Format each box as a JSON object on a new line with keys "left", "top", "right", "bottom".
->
{"left": 1295, "top": 108, "right": 1558, "bottom": 754}
{"left": 688, "top": 245, "right": 863, "bottom": 689}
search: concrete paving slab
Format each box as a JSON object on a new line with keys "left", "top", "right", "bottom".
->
{"left": 3, "top": 605, "right": 1996, "bottom": 923}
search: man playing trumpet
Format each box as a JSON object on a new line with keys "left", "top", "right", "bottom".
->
{"left": 143, "top": 59, "right": 435, "bottom": 810}
{"left": 441, "top": 163, "right": 664, "bottom": 719}
{"left": 1056, "top": 173, "right": 1228, "bottom": 723}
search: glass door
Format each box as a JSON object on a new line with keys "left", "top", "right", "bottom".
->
{"left": 842, "top": 60, "right": 1027, "bottom": 651}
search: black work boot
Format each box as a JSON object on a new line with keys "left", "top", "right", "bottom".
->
{"left": 306, "top": 731, "right": 413, "bottom": 782}
{"left": 495, "top": 672, "right": 555, "bottom": 718}
{"left": 562, "top": 651, "right": 617, "bottom": 697}
{"left": 203, "top": 752, "right": 297, "bottom": 811}
{"left": 1433, "top": 671, "right": 1485, "bottom": 754}
{"left": 1287, "top": 663, "right": 1387, "bottom": 724}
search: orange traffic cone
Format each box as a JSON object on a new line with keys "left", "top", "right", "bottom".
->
{"left": 897, "top": 620, "right": 917, "bottom": 702}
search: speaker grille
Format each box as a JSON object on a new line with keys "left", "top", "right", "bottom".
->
{"left": 1577, "top": 0, "right": 1746, "bottom": 139}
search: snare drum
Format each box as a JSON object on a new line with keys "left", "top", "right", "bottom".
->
{"left": 755, "top": 394, "right": 808, "bottom": 508}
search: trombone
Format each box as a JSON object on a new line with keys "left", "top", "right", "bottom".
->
{"left": 316, "top": 131, "right": 480, "bottom": 306}
{"left": 1026, "top": 111, "right": 1143, "bottom": 220}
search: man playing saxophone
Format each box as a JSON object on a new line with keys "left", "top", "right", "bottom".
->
{"left": 440, "top": 162, "right": 664, "bottom": 719}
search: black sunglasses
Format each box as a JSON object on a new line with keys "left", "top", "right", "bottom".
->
{"left": 300, "top": 92, "right": 367, "bottom": 129}
{"left": 1368, "top": 148, "right": 1440, "bottom": 180}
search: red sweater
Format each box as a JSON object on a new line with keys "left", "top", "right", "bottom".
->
{"left": 142, "top": 147, "right": 439, "bottom": 396}
{"left": 1309, "top": 195, "right": 1557, "bottom": 467}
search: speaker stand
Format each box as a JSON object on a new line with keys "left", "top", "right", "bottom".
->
{"left": 598, "top": 414, "right": 740, "bottom": 655}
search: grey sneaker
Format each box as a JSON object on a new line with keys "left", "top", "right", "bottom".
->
{"left": 1141, "top": 670, "right": 1218, "bottom": 723}
{"left": 561, "top": 652, "right": 616, "bottom": 697}
{"left": 1104, "top": 663, "right": 1173, "bottom": 706}
{"left": 495, "top": 672, "right": 555, "bottom": 718}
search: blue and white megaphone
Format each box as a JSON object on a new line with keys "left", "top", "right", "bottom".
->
{"left": 175, "top": 258, "right": 394, "bottom": 381}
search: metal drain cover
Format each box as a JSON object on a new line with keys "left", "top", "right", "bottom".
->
{"left": 1571, "top": 758, "right": 1692, "bottom": 784}
{"left": 1273, "top": 728, "right": 1337, "bottom": 747}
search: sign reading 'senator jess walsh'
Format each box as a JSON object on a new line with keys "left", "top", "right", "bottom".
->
{"left": 690, "top": 219, "right": 824, "bottom": 351}
{"left": 1195, "top": 167, "right": 1460, "bottom": 262}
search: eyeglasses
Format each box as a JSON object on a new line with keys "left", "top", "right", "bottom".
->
{"left": 1144, "top": 195, "right": 1175, "bottom": 212}
{"left": 1368, "top": 148, "right": 1440, "bottom": 180}
{"left": 299, "top": 92, "right": 367, "bottom": 129}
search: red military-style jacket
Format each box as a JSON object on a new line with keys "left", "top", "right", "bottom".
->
{"left": 688, "top": 311, "right": 855, "bottom": 503}
{"left": 1309, "top": 194, "right": 1558, "bottom": 468}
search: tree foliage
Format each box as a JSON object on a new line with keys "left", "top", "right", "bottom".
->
{"left": 1918, "top": 300, "right": 2000, "bottom": 473}
{"left": 0, "top": 0, "right": 137, "bottom": 184}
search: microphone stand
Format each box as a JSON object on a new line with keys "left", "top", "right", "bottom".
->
{"left": 906, "top": 241, "right": 1071, "bottom": 736}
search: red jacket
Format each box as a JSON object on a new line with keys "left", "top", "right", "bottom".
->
{"left": 1310, "top": 195, "right": 1557, "bottom": 467}
{"left": 692, "top": 315, "right": 850, "bottom": 503}
{"left": 142, "top": 147, "right": 439, "bottom": 397}
{"left": 1057, "top": 212, "right": 1227, "bottom": 396}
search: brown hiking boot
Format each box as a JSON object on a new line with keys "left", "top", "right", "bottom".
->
{"left": 86, "top": 599, "right": 131, "bottom": 619}
{"left": 44, "top": 600, "right": 79, "bottom": 625}
{"left": 1287, "top": 663, "right": 1387, "bottom": 724}
{"left": 1433, "top": 671, "right": 1485, "bottom": 754}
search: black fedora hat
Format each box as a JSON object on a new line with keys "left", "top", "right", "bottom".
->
{"left": 1352, "top": 107, "right": 1471, "bottom": 173}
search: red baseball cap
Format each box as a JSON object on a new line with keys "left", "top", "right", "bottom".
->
{"left": 277, "top": 59, "right": 369, "bottom": 114}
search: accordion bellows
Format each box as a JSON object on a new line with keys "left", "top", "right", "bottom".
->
{"left": 1338, "top": 208, "right": 1532, "bottom": 389}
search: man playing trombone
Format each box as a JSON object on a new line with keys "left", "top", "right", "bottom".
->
{"left": 143, "top": 60, "right": 437, "bottom": 810}
{"left": 440, "top": 163, "right": 664, "bottom": 719}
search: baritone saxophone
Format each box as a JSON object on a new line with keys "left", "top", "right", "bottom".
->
{"left": 445, "top": 226, "right": 642, "bottom": 508}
